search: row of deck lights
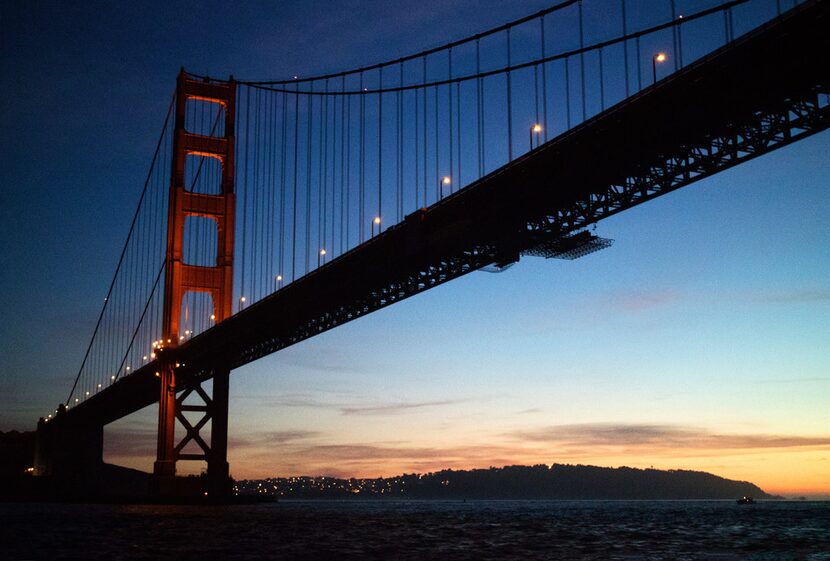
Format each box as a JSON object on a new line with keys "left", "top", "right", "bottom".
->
{"left": 233, "top": 50, "right": 665, "bottom": 304}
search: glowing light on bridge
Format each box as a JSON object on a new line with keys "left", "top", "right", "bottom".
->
{"left": 653, "top": 52, "right": 668, "bottom": 83}
{"left": 530, "top": 124, "right": 543, "bottom": 150}
{"left": 439, "top": 176, "right": 452, "bottom": 199}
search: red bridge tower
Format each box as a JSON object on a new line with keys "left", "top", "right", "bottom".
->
{"left": 154, "top": 71, "right": 236, "bottom": 496}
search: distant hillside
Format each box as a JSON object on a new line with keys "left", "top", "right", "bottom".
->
{"left": 0, "top": 430, "right": 35, "bottom": 478}
{"left": 235, "top": 464, "right": 776, "bottom": 500}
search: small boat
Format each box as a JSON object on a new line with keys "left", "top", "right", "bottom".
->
{"left": 737, "top": 496, "right": 755, "bottom": 504}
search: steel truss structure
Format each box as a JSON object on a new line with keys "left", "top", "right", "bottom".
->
{"left": 528, "top": 90, "right": 829, "bottom": 236}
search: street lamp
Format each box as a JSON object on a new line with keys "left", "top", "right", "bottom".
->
{"left": 652, "top": 52, "right": 667, "bottom": 84}
{"left": 530, "top": 123, "right": 543, "bottom": 150}
{"left": 275, "top": 274, "right": 283, "bottom": 290}
{"left": 371, "top": 216, "right": 381, "bottom": 238}
{"left": 318, "top": 248, "right": 326, "bottom": 268}
{"left": 439, "top": 176, "right": 451, "bottom": 199}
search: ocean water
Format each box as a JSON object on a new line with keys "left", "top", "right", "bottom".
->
{"left": 1, "top": 500, "right": 828, "bottom": 560}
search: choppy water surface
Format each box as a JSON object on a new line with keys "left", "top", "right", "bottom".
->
{"left": 2, "top": 500, "right": 828, "bottom": 560}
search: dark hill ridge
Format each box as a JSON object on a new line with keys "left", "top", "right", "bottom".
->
{"left": 235, "top": 463, "right": 776, "bottom": 499}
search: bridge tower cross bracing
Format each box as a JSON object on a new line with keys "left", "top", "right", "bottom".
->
{"left": 153, "top": 71, "right": 236, "bottom": 495}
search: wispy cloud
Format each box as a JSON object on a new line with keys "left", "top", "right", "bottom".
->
{"left": 749, "top": 288, "right": 830, "bottom": 304}
{"left": 259, "top": 394, "right": 470, "bottom": 417}
{"left": 608, "top": 290, "right": 680, "bottom": 312}
{"left": 340, "top": 399, "right": 463, "bottom": 416}
{"left": 753, "top": 377, "right": 830, "bottom": 385}
{"left": 512, "top": 423, "right": 830, "bottom": 453}
{"left": 265, "top": 395, "right": 338, "bottom": 409}
{"left": 230, "top": 430, "right": 321, "bottom": 448}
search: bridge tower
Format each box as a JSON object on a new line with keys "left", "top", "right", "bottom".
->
{"left": 154, "top": 71, "right": 236, "bottom": 497}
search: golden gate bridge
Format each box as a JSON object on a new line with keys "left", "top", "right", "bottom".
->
{"left": 34, "top": 0, "right": 829, "bottom": 498}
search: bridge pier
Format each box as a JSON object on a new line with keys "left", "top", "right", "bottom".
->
{"left": 152, "top": 363, "right": 177, "bottom": 480}
{"left": 33, "top": 406, "right": 104, "bottom": 495}
{"left": 207, "top": 366, "right": 230, "bottom": 497}
{"left": 151, "top": 363, "right": 233, "bottom": 500}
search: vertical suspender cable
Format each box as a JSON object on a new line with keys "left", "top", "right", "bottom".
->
{"left": 622, "top": 0, "right": 629, "bottom": 98}
{"left": 415, "top": 71, "right": 420, "bottom": 208}
{"left": 279, "top": 91, "right": 287, "bottom": 285}
{"left": 329, "top": 84, "right": 336, "bottom": 255}
{"left": 636, "top": 36, "right": 642, "bottom": 91}
{"left": 670, "top": 0, "right": 679, "bottom": 71}
{"left": 579, "top": 0, "right": 586, "bottom": 123}
{"left": 599, "top": 48, "right": 605, "bottom": 112}
{"left": 395, "top": 62, "right": 403, "bottom": 222}
{"left": 345, "top": 83, "right": 351, "bottom": 249}
{"left": 434, "top": 75, "right": 439, "bottom": 199}
{"left": 456, "top": 78, "right": 461, "bottom": 187}
{"left": 541, "top": 15, "right": 548, "bottom": 141}
{"left": 448, "top": 49, "right": 453, "bottom": 194}
{"left": 565, "top": 56, "right": 572, "bottom": 130}
{"left": 251, "top": 88, "right": 260, "bottom": 301}
{"left": 422, "top": 57, "right": 427, "bottom": 207}
{"left": 378, "top": 67, "right": 383, "bottom": 227}
{"left": 506, "top": 28, "right": 513, "bottom": 161}
{"left": 476, "top": 39, "right": 483, "bottom": 178}
{"left": 359, "top": 72, "right": 365, "bottom": 241}
{"left": 305, "top": 87, "right": 312, "bottom": 272}
{"left": 340, "top": 76, "right": 346, "bottom": 253}
{"left": 291, "top": 84, "right": 299, "bottom": 282}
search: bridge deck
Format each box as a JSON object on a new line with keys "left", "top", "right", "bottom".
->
{"left": 60, "top": 0, "right": 829, "bottom": 428}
